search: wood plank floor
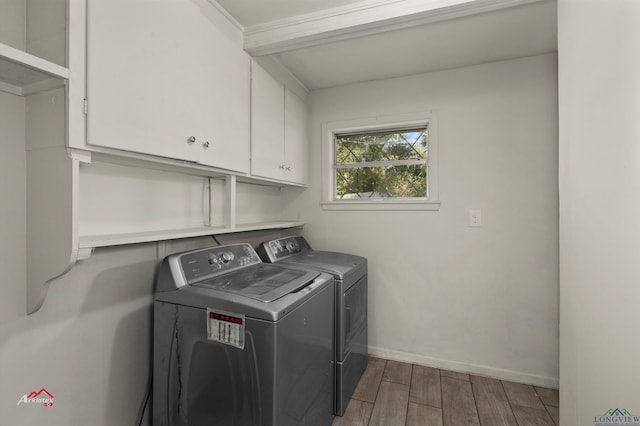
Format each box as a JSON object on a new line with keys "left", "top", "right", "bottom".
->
{"left": 333, "top": 357, "right": 559, "bottom": 426}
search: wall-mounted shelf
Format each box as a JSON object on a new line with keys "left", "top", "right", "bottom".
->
{"left": 79, "top": 221, "right": 305, "bottom": 249}
{"left": 29, "top": 148, "right": 307, "bottom": 313}
{"left": 0, "top": 42, "right": 69, "bottom": 96}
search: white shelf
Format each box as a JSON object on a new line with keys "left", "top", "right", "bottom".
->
{"left": 79, "top": 221, "right": 305, "bottom": 249}
{"left": 0, "top": 42, "right": 69, "bottom": 96}
{"left": 234, "top": 221, "right": 306, "bottom": 233}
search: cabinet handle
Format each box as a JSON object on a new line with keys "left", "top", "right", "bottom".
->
{"left": 203, "top": 141, "right": 210, "bottom": 149}
{"left": 279, "top": 164, "right": 285, "bottom": 169}
{"left": 187, "top": 136, "right": 196, "bottom": 144}
{"left": 285, "top": 165, "right": 291, "bottom": 171}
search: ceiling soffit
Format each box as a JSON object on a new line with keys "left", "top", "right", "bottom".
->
{"left": 241, "top": 0, "right": 548, "bottom": 56}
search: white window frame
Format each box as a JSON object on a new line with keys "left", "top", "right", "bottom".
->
{"left": 321, "top": 111, "right": 440, "bottom": 211}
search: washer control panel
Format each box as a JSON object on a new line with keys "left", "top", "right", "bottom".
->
{"left": 260, "top": 236, "right": 311, "bottom": 262}
{"left": 180, "top": 244, "right": 261, "bottom": 283}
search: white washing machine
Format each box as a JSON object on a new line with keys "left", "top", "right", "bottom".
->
{"left": 153, "top": 243, "right": 335, "bottom": 426}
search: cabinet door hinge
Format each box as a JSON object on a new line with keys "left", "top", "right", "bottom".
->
{"left": 82, "top": 98, "right": 88, "bottom": 115}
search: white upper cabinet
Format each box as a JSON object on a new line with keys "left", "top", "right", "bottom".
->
{"left": 251, "top": 62, "right": 285, "bottom": 180}
{"left": 86, "top": 0, "right": 250, "bottom": 174}
{"left": 251, "top": 61, "right": 308, "bottom": 185}
{"left": 284, "top": 88, "right": 308, "bottom": 185}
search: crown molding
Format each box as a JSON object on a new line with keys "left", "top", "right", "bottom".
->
{"left": 244, "top": 0, "right": 545, "bottom": 56}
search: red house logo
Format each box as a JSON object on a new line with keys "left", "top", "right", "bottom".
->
{"left": 17, "top": 388, "right": 54, "bottom": 407}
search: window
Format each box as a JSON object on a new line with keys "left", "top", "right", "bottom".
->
{"left": 335, "top": 127, "right": 428, "bottom": 199}
{"left": 321, "top": 112, "right": 439, "bottom": 210}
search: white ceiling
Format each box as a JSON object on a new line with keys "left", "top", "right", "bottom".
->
{"left": 215, "top": 0, "right": 558, "bottom": 91}
{"left": 216, "top": 0, "right": 370, "bottom": 28}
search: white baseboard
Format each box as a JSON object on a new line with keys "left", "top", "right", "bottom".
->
{"left": 368, "top": 346, "right": 559, "bottom": 389}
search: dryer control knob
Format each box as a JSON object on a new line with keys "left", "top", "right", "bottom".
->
{"left": 286, "top": 240, "right": 299, "bottom": 252}
{"left": 220, "top": 251, "right": 234, "bottom": 263}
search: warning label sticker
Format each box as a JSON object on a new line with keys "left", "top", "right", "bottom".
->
{"left": 206, "top": 308, "right": 245, "bottom": 349}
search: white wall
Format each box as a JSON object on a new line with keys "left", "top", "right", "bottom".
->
{"left": 0, "top": 0, "right": 25, "bottom": 51}
{"left": 0, "top": 92, "right": 27, "bottom": 324}
{"left": 291, "top": 54, "right": 560, "bottom": 386}
{"left": 0, "top": 244, "right": 157, "bottom": 425}
{"left": 558, "top": 0, "right": 640, "bottom": 424}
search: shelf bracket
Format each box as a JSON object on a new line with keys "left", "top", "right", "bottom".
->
{"left": 225, "top": 175, "right": 237, "bottom": 229}
{"left": 27, "top": 147, "right": 80, "bottom": 314}
{"left": 77, "top": 247, "right": 94, "bottom": 260}
{"left": 68, "top": 147, "right": 92, "bottom": 164}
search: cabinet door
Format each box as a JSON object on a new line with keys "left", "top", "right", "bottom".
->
{"left": 195, "top": 9, "right": 250, "bottom": 173}
{"left": 250, "top": 62, "right": 285, "bottom": 181}
{"left": 86, "top": 0, "right": 249, "bottom": 173}
{"left": 198, "top": 47, "right": 250, "bottom": 173}
{"left": 284, "top": 88, "right": 308, "bottom": 185}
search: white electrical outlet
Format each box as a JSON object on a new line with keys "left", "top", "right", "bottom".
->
{"left": 469, "top": 209, "right": 482, "bottom": 227}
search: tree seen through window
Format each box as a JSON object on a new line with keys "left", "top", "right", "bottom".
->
{"left": 334, "top": 127, "right": 428, "bottom": 199}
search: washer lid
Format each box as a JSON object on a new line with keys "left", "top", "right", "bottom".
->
{"left": 193, "top": 263, "right": 319, "bottom": 302}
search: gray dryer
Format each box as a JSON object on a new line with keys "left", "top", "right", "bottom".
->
{"left": 257, "top": 236, "right": 368, "bottom": 416}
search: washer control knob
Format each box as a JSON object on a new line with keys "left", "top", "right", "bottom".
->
{"left": 219, "top": 251, "right": 234, "bottom": 264}
{"left": 286, "top": 241, "right": 296, "bottom": 251}
{"left": 207, "top": 253, "right": 220, "bottom": 266}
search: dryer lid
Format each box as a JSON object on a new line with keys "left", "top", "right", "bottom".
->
{"left": 282, "top": 251, "right": 367, "bottom": 279}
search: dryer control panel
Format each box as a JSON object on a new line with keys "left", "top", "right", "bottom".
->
{"left": 258, "top": 236, "right": 312, "bottom": 262}
{"left": 180, "top": 244, "right": 261, "bottom": 283}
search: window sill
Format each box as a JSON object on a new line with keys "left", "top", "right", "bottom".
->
{"left": 321, "top": 200, "right": 441, "bottom": 211}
